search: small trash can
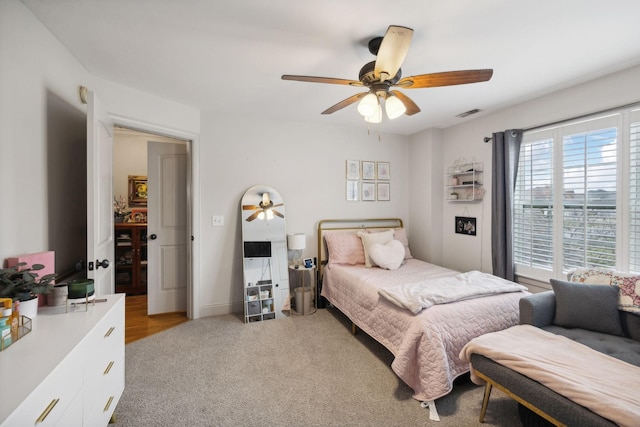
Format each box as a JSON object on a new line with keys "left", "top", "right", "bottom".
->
{"left": 294, "top": 287, "right": 312, "bottom": 315}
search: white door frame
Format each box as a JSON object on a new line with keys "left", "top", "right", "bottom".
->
{"left": 110, "top": 114, "right": 200, "bottom": 320}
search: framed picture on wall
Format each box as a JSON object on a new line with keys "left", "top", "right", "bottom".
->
{"left": 377, "top": 182, "right": 390, "bottom": 201}
{"left": 362, "top": 161, "right": 375, "bottom": 180}
{"left": 455, "top": 216, "right": 477, "bottom": 236}
{"left": 346, "top": 180, "right": 359, "bottom": 201}
{"left": 346, "top": 160, "right": 360, "bottom": 180}
{"left": 377, "top": 162, "right": 390, "bottom": 180}
{"left": 362, "top": 182, "right": 375, "bottom": 201}
{"left": 128, "top": 175, "right": 148, "bottom": 207}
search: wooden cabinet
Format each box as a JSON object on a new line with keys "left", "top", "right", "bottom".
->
{"left": 0, "top": 295, "right": 125, "bottom": 426}
{"left": 445, "top": 161, "right": 484, "bottom": 202}
{"left": 114, "top": 223, "right": 147, "bottom": 295}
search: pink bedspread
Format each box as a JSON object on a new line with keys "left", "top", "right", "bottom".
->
{"left": 321, "top": 259, "right": 528, "bottom": 402}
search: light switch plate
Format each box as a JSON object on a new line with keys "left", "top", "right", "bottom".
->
{"left": 212, "top": 215, "right": 224, "bottom": 226}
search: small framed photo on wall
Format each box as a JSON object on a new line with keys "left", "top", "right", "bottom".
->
{"left": 377, "top": 162, "right": 390, "bottom": 180}
{"left": 377, "top": 182, "right": 390, "bottom": 201}
{"left": 362, "top": 161, "right": 375, "bottom": 180}
{"left": 455, "top": 216, "right": 477, "bottom": 236}
{"left": 346, "top": 180, "right": 359, "bottom": 201}
{"left": 346, "top": 160, "right": 360, "bottom": 180}
{"left": 362, "top": 182, "right": 376, "bottom": 201}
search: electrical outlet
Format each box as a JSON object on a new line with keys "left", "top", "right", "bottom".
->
{"left": 212, "top": 215, "right": 224, "bottom": 226}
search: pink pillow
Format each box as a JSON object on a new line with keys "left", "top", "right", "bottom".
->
{"left": 324, "top": 232, "right": 365, "bottom": 265}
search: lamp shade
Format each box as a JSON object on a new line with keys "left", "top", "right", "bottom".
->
{"left": 385, "top": 94, "right": 406, "bottom": 119}
{"left": 287, "top": 233, "right": 306, "bottom": 250}
{"left": 364, "top": 102, "right": 382, "bottom": 124}
{"left": 357, "top": 93, "right": 378, "bottom": 117}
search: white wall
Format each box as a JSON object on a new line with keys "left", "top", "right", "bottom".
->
{"left": 0, "top": 0, "right": 91, "bottom": 272}
{"left": 198, "top": 114, "right": 411, "bottom": 316}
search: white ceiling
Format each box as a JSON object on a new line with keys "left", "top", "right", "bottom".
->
{"left": 21, "top": 0, "right": 640, "bottom": 136}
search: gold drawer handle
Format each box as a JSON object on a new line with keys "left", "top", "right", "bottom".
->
{"left": 104, "top": 360, "right": 114, "bottom": 375}
{"left": 36, "top": 398, "right": 59, "bottom": 423}
{"left": 104, "top": 326, "right": 115, "bottom": 338}
{"left": 103, "top": 396, "right": 114, "bottom": 413}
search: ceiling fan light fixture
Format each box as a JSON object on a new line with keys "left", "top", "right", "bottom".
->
{"left": 385, "top": 94, "right": 406, "bottom": 119}
{"left": 364, "top": 102, "right": 382, "bottom": 123}
{"left": 266, "top": 209, "right": 274, "bottom": 220}
{"left": 357, "top": 93, "right": 378, "bottom": 117}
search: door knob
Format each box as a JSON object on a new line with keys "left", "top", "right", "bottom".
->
{"left": 149, "top": 234, "right": 157, "bottom": 240}
{"left": 96, "top": 259, "right": 110, "bottom": 269}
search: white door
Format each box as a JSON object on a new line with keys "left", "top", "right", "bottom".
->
{"left": 86, "top": 91, "right": 115, "bottom": 296}
{"left": 147, "top": 141, "right": 188, "bottom": 314}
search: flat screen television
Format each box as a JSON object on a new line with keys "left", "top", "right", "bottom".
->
{"left": 243, "top": 241, "right": 272, "bottom": 258}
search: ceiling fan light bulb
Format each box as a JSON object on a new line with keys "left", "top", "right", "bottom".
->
{"left": 266, "top": 209, "right": 274, "bottom": 220}
{"left": 385, "top": 95, "right": 406, "bottom": 120}
{"left": 357, "top": 93, "right": 378, "bottom": 117}
{"left": 364, "top": 103, "right": 382, "bottom": 124}
{"left": 257, "top": 211, "right": 265, "bottom": 220}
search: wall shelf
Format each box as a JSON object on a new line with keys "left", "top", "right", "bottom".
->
{"left": 445, "top": 162, "right": 484, "bottom": 202}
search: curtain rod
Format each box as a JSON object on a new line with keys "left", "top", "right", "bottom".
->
{"left": 483, "top": 100, "right": 640, "bottom": 143}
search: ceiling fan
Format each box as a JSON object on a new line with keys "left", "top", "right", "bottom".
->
{"left": 282, "top": 25, "right": 493, "bottom": 123}
{"left": 242, "top": 192, "right": 284, "bottom": 222}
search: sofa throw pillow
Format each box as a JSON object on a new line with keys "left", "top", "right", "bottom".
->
{"left": 550, "top": 279, "right": 624, "bottom": 336}
{"left": 369, "top": 240, "right": 405, "bottom": 270}
{"left": 570, "top": 268, "right": 640, "bottom": 314}
{"left": 358, "top": 229, "right": 394, "bottom": 268}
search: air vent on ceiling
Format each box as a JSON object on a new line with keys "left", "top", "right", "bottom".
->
{"left": 456, "top": 109, "right": 481, "bottom": 118}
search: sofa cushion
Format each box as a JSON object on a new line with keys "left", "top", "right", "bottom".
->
{"left": 543, "top": 325, "right": 640, "bottom": 366}
{"left": 550, "top": 279, "right": 624, "bottom": 336}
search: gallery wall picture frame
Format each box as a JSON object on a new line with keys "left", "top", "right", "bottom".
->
{"left": 377, "top": 182, "right": 390, "bottom": 201}
{"left": 455, "top": 216, "right": 477, "bottom": 236}
{"left": 362, "top": 161, "right": 375, "bottom": 180}
{"left": 346, "top": 180, "right": 359, "bottom": 201}
{"left": 377, "top": 161, "right": 390, "bottom": 180}
{"left": 128, "top": 175, "right": 148, "bottom": 207}
{"left": 362, "top": 182, "right": 376, "bottom": 201}
{"left": 346, "top": 160, "right": 360, "bottom": 180}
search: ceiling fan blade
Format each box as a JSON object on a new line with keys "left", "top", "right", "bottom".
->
{"left": 272, "top": 210, "right": 284, "bottom": 219}
{"left": 389, "top": 90, "right": 421, "bottom": 116}
{"left": 322, "top": 92, "right": 368, "bottom": 115}
{"left": 374, "top": 25, "right": 414, "bottom": 82}
{"left": 245, "top": 211, "right": 261, "bottom": 222}
{"left": 397, "top": 69, "right": 493, "bottom": 89}
{"left": 282, "top": 75, "right": 364, "bottom": 87}
{"left": 272, "top": 203, "right": 284, "bottom": 208}
{"left": 242, "top": 205, "right": 259, "bottom": 210}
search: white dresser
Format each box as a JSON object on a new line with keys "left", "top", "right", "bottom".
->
{"left": 0, "top": 294, "right": 125, "bottom": 426}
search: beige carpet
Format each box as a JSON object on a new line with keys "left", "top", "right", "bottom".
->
{"left": 113, "top": 307, "right": 522, "bottom": 426}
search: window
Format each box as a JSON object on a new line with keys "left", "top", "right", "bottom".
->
{"left": 514, "top": 109, "right": 640, "bottom": 281}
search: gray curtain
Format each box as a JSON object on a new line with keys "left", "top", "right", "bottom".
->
{"left": 491, "top": 130, "right": 523, "bottom": 280}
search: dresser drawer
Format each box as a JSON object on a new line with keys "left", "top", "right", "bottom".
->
{"left": 1, "top": 343, "right": 84, "bottom": 427}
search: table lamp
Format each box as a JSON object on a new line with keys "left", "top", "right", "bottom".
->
{"left": 287, "top": 233, "right": 306, "bottom": 268}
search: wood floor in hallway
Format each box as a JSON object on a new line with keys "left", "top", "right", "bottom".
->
{"left": 125, "top": 295, "right": 188, "bottom": 344}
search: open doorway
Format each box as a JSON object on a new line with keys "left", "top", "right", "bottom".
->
{"left": 113, "top": 126, "right": 189, "bottom": 319}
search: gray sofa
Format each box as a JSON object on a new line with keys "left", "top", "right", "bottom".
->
{"left": 470, "top": 272, "right": 640, "bottom": 426}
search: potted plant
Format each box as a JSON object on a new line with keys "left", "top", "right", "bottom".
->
{"left": 113, "top": 195, "right": 129, "bottom": 223}
{"left": 450, "top": 191, "right": 458, "bottom": 200}
{"left": 0, "top": 263, "right": 57, "bottom": 318}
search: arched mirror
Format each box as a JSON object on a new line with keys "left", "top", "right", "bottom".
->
{"left": 240, "top": 185, "right": 289, "bottom": 322}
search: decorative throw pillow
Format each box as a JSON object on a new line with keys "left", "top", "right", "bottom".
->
{"left": 358, "top": 229, "right": 394, "bottom": 268}
{"left": 390, "top": 228, "right": 413, "bottom": 260}
{"left": 550, "top": 279, "right": 624, "bottom": 336}
{"left": 570, "top": 268, "right": 640, "bottom": 314}
{"left": 369, "top": 240, "right": 405, "bottom": 270}
{"left": 610, "top": 274, "right": 640, "bottom": 313}
{"left": 324, "top": 231, "right": 365, "bottom": 265}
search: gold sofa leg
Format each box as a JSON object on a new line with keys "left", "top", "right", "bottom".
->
{"left": 480, "top": 382, "right": 492, "bottom": 422}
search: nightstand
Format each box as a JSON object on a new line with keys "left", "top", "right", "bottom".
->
{"left": 289, "top": 264, "right": 317, "bottom": 315}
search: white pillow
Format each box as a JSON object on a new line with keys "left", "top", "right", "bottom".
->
{"left": 369, "top": 240, "right": 405, "bottom": 270}
{"left": 358, "top": 229, "right": 394, "bottom": 267}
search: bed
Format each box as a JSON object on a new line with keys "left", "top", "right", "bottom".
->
{"left": 317, "top": 218, "right": 529, "bottom": 419}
